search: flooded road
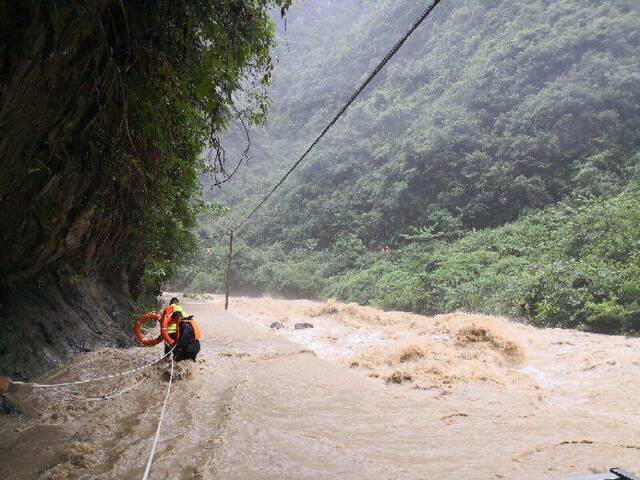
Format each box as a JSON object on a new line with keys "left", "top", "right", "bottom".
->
{"left": 1, "top": 296, "right": 639, "bottom": 479}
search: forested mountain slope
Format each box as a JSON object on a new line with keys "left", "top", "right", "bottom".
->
{"left": 206, "top": 0, "right": 639, "bottom": 243}
{"left": 187, "top": 0, "right": 640, "bottom": 333}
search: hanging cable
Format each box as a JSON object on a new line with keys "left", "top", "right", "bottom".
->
{"left": 223, "top": 1, "right": 443, "bottom": 309}
{"left": 232, "top": 0, "right": 442, "bottom": 231}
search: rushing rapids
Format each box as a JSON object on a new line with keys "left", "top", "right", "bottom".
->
{"left": 1, "top": 296, "right": 639, "bottom": 479}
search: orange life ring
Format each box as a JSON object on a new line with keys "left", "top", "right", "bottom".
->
{"left": 133, "top": 312, "right": 163, "bottom": 346}
{"left": 160, "top": 312, "right": 180, "bottom": 346}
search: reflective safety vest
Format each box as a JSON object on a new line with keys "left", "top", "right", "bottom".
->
{"left": 179, "top": 319, "right": 201, "bottom": 341}
{"left": 162, "top": 304, "right": 186, "bottom": 335}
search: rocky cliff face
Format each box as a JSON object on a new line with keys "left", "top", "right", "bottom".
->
{"left": 0, "top": 2, "right": 145, "bottom": 379}
{"left": 0, "top": 1, "right": 146, "bottom": 288}
{"left": 0, "top": 273, "right": 135, "bottom": 380}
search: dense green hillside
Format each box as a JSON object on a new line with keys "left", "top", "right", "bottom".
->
{"left": 187, "top": 187, "right": 640, "bottom": 333}
{"left": 1, "top": 0, "right": 289, "bottom": 294}
{"left": 184, "top": 0, "right": 640, "bottom": 333}
{"left": 206, "top": 0, "right": 640, "bottom": 239}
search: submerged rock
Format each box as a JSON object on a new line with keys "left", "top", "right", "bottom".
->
{"left": 270, "top": 322, "right": 285, "bottom": 329}
{"left": 294, "top": 322, "right": 314, "bottom": 330}
{"left": 385, "top": 371, "right": 412, "bottom": 385}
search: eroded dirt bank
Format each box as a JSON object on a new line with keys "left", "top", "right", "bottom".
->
{"left": 1, "top": 296, "right": 639, "bottom": 479}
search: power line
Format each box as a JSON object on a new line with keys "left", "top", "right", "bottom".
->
{"left": 232, "top": 0, "right": 443, "bottom": 231}
{"left": 225, "top": 0, "right": 444, "bottom": 310}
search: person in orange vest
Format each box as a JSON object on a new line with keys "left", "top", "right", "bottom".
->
{"left": 162, "top": 297, "right": 186, "bottom": 355}
{"left": 171, "top": 311, "right": 201, "bottom": 362}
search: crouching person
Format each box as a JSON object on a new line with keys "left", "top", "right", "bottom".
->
{"left": 172, "top": 311, "right": 201, "bottom": 362}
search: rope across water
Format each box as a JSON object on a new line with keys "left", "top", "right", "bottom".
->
{"left": 74, "top": 376, "right": 149, "bottom": 402}
{"left": 13, "top": 347, "right": 174, "bottom": 388}
{"left": 11, "top": 346, "right": 176, "bottom": 477}
{"left": 142, "top": 355, "right": 174, "bottom": 480}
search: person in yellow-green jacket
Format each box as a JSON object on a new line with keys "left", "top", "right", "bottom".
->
{"left": 162, "top": 297, "right": 186, "bottom": 354}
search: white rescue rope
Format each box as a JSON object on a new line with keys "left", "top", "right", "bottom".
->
{"left": 142, "top": 355, "right": 174, "bottom": 480}
{"left": 74, "top": 376, "right": 149, "bottom": 402}
{"left": 13, "top": 347, "right": 175, "bottom": 388}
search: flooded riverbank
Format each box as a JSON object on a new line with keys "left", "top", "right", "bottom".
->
{"left": 1, "top": 296, "right": 639, "bottom": 479}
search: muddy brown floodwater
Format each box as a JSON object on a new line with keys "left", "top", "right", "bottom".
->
{"left": 1, "top": 296, "right": 639, "bottom": 479}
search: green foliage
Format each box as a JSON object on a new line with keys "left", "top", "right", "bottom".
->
{"left": 330, "top": 189, "right": 640, "bottom": 334}
{"left": 0, "top": 0, "right": 290, "bottom": 296}
{"left": 183, "top": 188, "right": 640, "bottom": 335}
{"left": 584, "top": 299, "right": 627, "bottom": 334}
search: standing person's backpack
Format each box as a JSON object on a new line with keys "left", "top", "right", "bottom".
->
{"left": 174, "top": 316, "right": 201, "bottom": 362}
